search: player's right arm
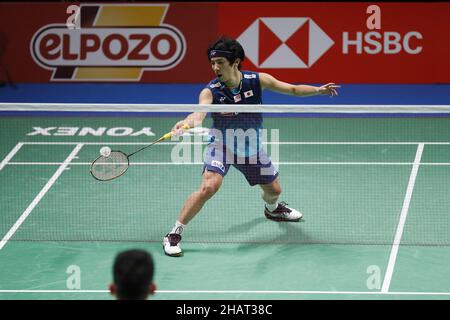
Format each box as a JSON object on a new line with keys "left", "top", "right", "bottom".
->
{"left": 171, "top": 88, "right": 210, "bottom": 133}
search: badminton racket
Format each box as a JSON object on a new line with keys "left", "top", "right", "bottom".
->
{"left": 90, "top": 124, "right": 190, "bottom": 181}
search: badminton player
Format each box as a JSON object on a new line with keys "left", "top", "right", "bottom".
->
{"left": 163, "top": 37, "right": 339, "bottom": 256}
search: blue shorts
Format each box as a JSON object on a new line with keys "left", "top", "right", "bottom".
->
{"left": 203, "top": 143, "right": 279, "bottom": 186}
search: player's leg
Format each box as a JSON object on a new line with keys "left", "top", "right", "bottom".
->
{"left": 178, "top": 170, "right": 223, "bottom": 225}
{"left": 163, "top": 142, "right": 228, "bottom": 257}
{"left": 163, "top": 170, "right": 222, "bottom": 257}
{"left": 260, "top": 179, "right": 303, "bottom": 222}
{"left": 233, "top": 149, "right": 303, "bottom": 222}
{"left": 260, "top": 177, "right": 282, "bottom": 206}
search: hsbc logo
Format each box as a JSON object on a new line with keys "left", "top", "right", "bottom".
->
{"left": 237, "top": 17, "right": 334, "bottom": 68}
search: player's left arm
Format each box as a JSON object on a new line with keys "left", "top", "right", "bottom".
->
{"left": 259, "top": 72, "right": 339, "bottom": 97}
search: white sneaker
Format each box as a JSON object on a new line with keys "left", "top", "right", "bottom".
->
{"left": 264, "top": 202, "right": 303, "bottom": 222}
{"left": 163, "top": 233, "right": 183, "bottom": 257}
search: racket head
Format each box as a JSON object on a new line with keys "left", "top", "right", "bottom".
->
{"left": 90, "top": 150, "right": 130, "bottom": 181}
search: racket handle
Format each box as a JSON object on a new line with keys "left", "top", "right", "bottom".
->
{"left": 129, "top": 124, "right": 192, "bottom": 157}
{"left": 161, "top": 124, "right": 191, "bottom": 141}
{"left": 161, "top": 132, "right": 173, "bottom": 140}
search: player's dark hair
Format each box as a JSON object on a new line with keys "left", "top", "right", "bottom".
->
{"left": 207, "top": 37, "right": 245, "bottom": 70}
{"left": 113, "top": 249, "right": 154, "bottom": 300}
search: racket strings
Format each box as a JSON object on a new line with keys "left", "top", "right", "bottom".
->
{"left": 90, "top": 151, "right": 129, "bottom": 181}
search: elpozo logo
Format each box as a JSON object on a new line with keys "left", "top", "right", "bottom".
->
{"left": 30, "top": 4, "right": 186, "bottom": 81}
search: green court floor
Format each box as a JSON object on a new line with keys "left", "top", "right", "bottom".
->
{"left": 1, "top": 115, "right": 450, "bottom": 299}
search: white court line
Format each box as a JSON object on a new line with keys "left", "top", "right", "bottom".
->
{"left": 0, "top": 289, "right": 450, "bottom": 296}
{"left": 7, "top": 162, "right": 203, "bottom": 166}
{"left": 6, "top": 161, "right": 450, "bottom": 166}
{"left": 3, "top": 161, "right": 416, "bottom": 166}
{"left": 0, "top": 143, "right": 23, "bottom": 171}
{"left": 381, "top": 143, "right": 424, "bottom": 293}
{"left": 19, "top": 141, "right": 450, "bottom": 145}
{"left": 0, "top": 144, "right": 84, "bottom": 251}
{"left": 3, "top": 161, "right": 417, "bottom": 166}
{"left": 7, "top": 162, "right": 68, "bottom": 166}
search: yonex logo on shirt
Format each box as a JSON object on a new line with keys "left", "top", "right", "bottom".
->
{"left": 211, "top": 160, "right": 225, "bottom": 172}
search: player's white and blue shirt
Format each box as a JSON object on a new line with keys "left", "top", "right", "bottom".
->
{"left": 206, "top": 71, "right": 263, "bottom": 157}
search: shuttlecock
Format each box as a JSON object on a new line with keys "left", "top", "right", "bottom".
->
{"left": 100, "top": 146, "right": 111, "bottom": 157}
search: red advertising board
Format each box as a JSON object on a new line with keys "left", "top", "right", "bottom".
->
{"left": 218, "top": 2, "right": 450, "bottom": 83}
{"left": 0, "top": 2, "right": 218, "bottom": 83}
{"left": 0, "top": 2, "right": 449, "bottom": 83}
